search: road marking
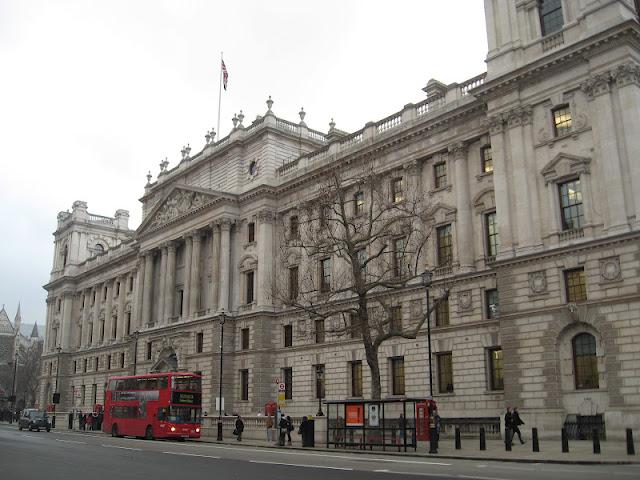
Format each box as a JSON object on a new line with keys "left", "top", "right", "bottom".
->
{"left": 249, "top": 460, "right": 352, "bottom": 471}
{"left": 21, "top": 434, "right": 40, "bottom": 439}
{"left": 458, "top": 475, "right": 511, "bottom": 480}
{"left": 102, "top": 444, "right": 142, "bottom": 451}
{"left": 372, "top": 473, "right": 454, "bottom": 478}
{"left": 162, "top": 452, "right": 220, "bottom": 459}
{"left": 56, "top": 439, "right": 87, "bottom": 444}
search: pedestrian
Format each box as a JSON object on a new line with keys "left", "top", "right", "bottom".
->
{"left": 79, "top": 412, "right": 86, "bottom": 431}
{"left": 298, "top": 416, "right": 308, "bottom": 447}
{"left": 286, "top": 415, "right": 293, "bottom": 445}
{"left": 278, "top": 414, "right": 288, "bottom": 446}
{"left": 266, "top": 414, "right": 274, "bottom": 442}
{"left": 512, "top": 407, "right": 525, "bottom": 444}
{"left": 234, "top": 415, "right": 244, "bottom": 441}
{"left": 504, "top": 406, "right": 513, "bottom": 448}
{"left": 86, "top": 412, "right": 93, "bottom": 431}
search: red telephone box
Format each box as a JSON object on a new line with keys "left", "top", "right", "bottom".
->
{"left": 416, "top": 399, "right": 437, "bottom": 441}
{"left": 264, "top": 401, "right": 277, "bottom": 416}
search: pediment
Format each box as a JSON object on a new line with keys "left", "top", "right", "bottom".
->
{"left": 473, "top": 188, "right": 495, "bottom": 213}
{"left": 428, "top": 202, "right": 457, "bottom": 224}
{"left": 137, "top": 186, "right": 227, "bottom": 236}
{"left": 541, "top": 153, "right": 591, "bottom": 184}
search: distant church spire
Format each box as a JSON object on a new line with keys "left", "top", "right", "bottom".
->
{"left": 14, "top": 302, "right": 22, "bottom": 332}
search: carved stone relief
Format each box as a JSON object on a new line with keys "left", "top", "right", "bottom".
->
{"left": 528, "top": 270, "right": 547, "bottom": 294}
{"left": 457, "top": 290, "right": 473, "bottom": 311}
{"left": 599, "top": 256, "right": 621, "bottom": 282}
{"left": 149, "top": 190, "right": 212, "bottom": 229}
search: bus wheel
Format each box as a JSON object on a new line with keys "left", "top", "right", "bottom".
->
{"left": 111, "top": 424, "right": 118, "bottom": 437}
{"left": 145, "top": 426, "right": 154, "bottom": 440}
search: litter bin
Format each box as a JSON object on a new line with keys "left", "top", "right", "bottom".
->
{"left": 305, "top": 419, "right": 315, "bottom": 448}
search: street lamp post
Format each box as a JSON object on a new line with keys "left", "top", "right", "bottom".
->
{"left": 316, "top": 367, "right": 324, "bottom": 417}
{"left": 217, "top": 310, "right": 226, "bottom": 441}
{"left": 53, "top": 346, "right": 62, "bottom": 429}
{"left": 132, "top": 330, "right": 140, "bottom": 375}
{"left": 9, "top": 351, "right": 18, "bottom": 424}
{"left": 421, "top": 269, "right": 438, "bottom": 454}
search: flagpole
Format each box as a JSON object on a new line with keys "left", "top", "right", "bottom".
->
{"left": 217, "top": 52, "right": 223, "bottom": 141}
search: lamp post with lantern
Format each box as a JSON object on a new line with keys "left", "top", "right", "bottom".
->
{"left": 421, "top": 269, "right": 438, "bottom": 454}
{"left": 217, "top": 310, "right": 226, "bottom": 441}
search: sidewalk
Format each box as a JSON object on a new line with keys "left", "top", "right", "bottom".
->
{"left": 198, "top": 434, "right": 639, "bottom": 465}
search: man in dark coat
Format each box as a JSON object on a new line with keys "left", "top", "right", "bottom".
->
{"left": 235, "top": 415, "right": 244, "bottom": 441}
{"left": 504, "top": 407, "right": 514, "bottom": 448}
{"left": 512, "top": 407, "right": 525, "bottom": 444}
{"left": 298, "top": 416, "right": 309, "bottom": 447}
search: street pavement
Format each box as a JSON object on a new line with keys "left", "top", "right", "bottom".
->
{"left": 1, "top": 422, "right": 639, "bottom": 480}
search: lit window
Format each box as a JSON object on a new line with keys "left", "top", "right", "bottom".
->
{"left": 485, "top": 212, "right": 499, "bottom": 258}
{"left": 558, "top": 179, "right": 583, "bottom": 231}
{"left": 488, "top": 348, "right": 504, "bottom": 391}
{"left": 481, "top": 146, "right": 493, "bottom": 173}
{"left": 354, "top": 191, "right": 365, "bottom": 215}
{"left": 392, "top": 177, "right": 404, "bottom": 203}
{"left": 573, "top": 333, "right": 599, "bottom": 389}
{"left": 552, "top": 105, "right": 572, "bottom": 137}
{"left": 565, "top": 268, "right": 587, "bottom": 303}
{"left": 539, "top": 0, "right": 564, "bottom": 36}
{"left": 391, "top": 357, "right": 405, "bottom": 395}
{"left": 434, "top": 162, "right": 447, "bottom": 189}
{"left": 437, "top": 352, "right": 454, "bottom": 393}
{"left": 437, "top": 224, "right": 453, "bottom": 266}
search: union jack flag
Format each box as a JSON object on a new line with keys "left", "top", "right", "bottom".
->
{"left": 221, "top": 60, "right": 229, "bottom": 90}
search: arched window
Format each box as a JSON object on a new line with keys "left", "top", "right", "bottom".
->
{"left": 572, "top": 333, "right": 599, "bottom": 390}
{"left": 95, "top": 243, "right": 104, "bottom": 254}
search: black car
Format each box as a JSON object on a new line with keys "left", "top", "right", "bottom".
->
{"left": 18, "top": 410, "right": 51, "bottom": 432}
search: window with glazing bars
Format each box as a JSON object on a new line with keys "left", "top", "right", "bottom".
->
{"left": 434, "top": 162, "right": 447, "bottom": 189}
{"left": 391, "top": 357, "right": 405, "bottom": 395}
{"left": 485, "top": 211, "right": 499, "bottom": 257}
{"left": 351, "top": 360, "right": 363, "bottom": 397}
{"left": 565, "top": 268, "right": 587, "bottom": 302}
{"left": 241, "top": 328, "right": 249, "bottom": 350}
{"left": 558, "top": 179, "right": 583, "bottom": 231}
{"left": 486, "top": 289, "right": 498, "bottom": 319}
{"left": 481, "top": 146, "right": 493, "bottom": 173}
{"left": 390, "top": 306, "right": 402, "bottom": 332}
{"left": 354, "top": 191, "right": 365, "bottom": 215}
{"left": 552, "top": 105, "right": 572, "bottom": 136}
{"left": 437, "top": 352, "right": 454, "bottom": 393}
{"left": 392, "top": 177, "right": 404, "bottom": 203}
{"left": 435, "top": 297, "right": 449, "bottom": 327}
{"left": 320, "top": 258, "right": 331, "bottom": 293}
{"left": 539, "top": 0, "right": 564, "bottom": 36}
{"left": 283, "top": 367, "right": 293, "bottom": 399}
{"left": 488, "top": 348, "right": 504, "bottom": 390}
{"left": 289, "top": 215, "right": 299, "bottom": 239}
{"left": 315, "top": 319, "right": 325, "bottom": 343}
{"left": 437, "top": 224, "right": 453, "bottom": 266}
{"left": 393, "top": 237, "right": 406, "bottom": 277}
{"left": 573, "top": 333, "right": 599, "bottom": 389}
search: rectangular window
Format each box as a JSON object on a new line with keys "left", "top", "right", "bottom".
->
{"left": 485, "top": 212, "right": 499, "bottom": 258}
{"left": 241, "top": 328, "right": 250, "bottom": 350}
{"left": 315, "top": 364, "right": 325, "bottom": 399}
{"left": 283, "top": 325, "right": 293, "bottom": 347}
{"left": 103, "top": 287, "right": 107, "bottom": 301}
{"left": 392, "top": 177, "right": 404, "bottom": 203}
{"left": 486, "top": 289, "right": 499, "bottom": 319}
{"left": 92, "top": 384, "right": 97, "bottom": 405}
{"left": 393, "top": 237, "right": 406, "bottom": 277}
{"left": 320, "top": 258, "right": 331, "bottom": 293}
{"left": 126, "top": 312, "right": 131, "bottom": 336}
{"left": 83, "top": 358, "right": 87, "bottom": 373}
{"left": 481, "top": 146, "right": 493, "bottom": 173}
{"left": 95, "top": 356, "right": 99, "bottom": 371}
{"left": 319, "top": 205, "right": 331, "bottom": 228}
{"left": 488, "top": 348, "right": 504, "bottom": 391}
{"left": 391, "top": 357, "right": 405, "bottom": 395}
{"left": 146, "top": 342, "right": 152, "bottom": 360}
{"left": 350, "top": 360, "right": 363, "bottom": 397}
{"left": 350, "top": 313, "right": 361, "bottom": 339}
{"left": 246, "top": 271, "right": 255, "bottom": 304}
{"left": 552, "top": 105, "right": 572, "bottom": 137}
{"left": 99, "top": 320, "right": 105, "bottom": 342}
{"left": 282, "top": 367, "right": 293, "bottom": 400}
{"left": 315, "top": 319, "right": 325, "bottom": 344}
{"left": 290, "top": 215, "right": 299, "bottom": 239}
{"left": 81, "top": 385, "right": 86, "bottom": 404}
{"left": 248, "top": 222, "right": 255, "bottom": 243}
{"left": 435, "top": 298, "right": 449, "bottom": 327}
{"left": 436, "top": 224, "right": 453, "bottom": 266}
{"left": 120, "top": 352, "right": 125, "bottom": 368}
{"left": 539, "top": 0, "right": 564, "bottom": 36}
{"left": 558, "top": 179, "right": 583, "bottom": 231}
{"left": 73, "top": 360, "right": 77, "bottom": 373}
{"left": 178, "top": 289, "right": 184, "bottom": 316}
{"left": 116, "top": 282, "right": 120, "bottom": 297}
{"left": 434, "top": 162, "right": 447, "bottom": 189}
{"left": 107, "top": 354, "right": 111, "bottom": 370}
{"left": 289, "top": 266, "right": 299, "bottom": 301}
{"left": 354, "top": 191, "right": 365, "bottom": 215}
{"left": 240, "top": 369, "right": 249, "bottom": 401}
{"left": 437, "top": 352, "right": 454, "bottom": 393}
{"left": 390, "top": 306, "right": 402, "bottom": 332}
{"left": 129, "top": 276, "right": 133, "bottom": 292}
{"left": 565, "top": 268, "right": 587, "bottom": 303}
{"left": 196, "top": 332, "right": 204, "bottom": 353}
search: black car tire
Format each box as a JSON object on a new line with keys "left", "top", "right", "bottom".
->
{"left": 46, "top": 427, "right": 51, "bottom": 432}
{"left": 18, "top": 425, "right": 23, "bottom": 431}
{"left": 145, "top": 425, "right": 154, "bottom": 440}
{"left": 111, "top": 424, "right": 118, "bottom": 437}
{"left": 28, "top": 425, "right": 32, "bottom": 431}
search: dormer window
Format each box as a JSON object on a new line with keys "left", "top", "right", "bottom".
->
{"left": 539, "top": 0, "right": 563, "bottom": 36}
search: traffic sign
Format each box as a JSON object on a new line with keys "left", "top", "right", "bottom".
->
{"left": 278, "top": 383, "right": 286, "bottom": 392}
{"left": 277, "top": 391, "right": 286, "bottom": 408}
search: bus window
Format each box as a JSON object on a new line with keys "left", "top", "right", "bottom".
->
{"left": 146, "top": 378, "right": 158, "bottom": 390}
{"left": 167, "top": 407, "right": 201, "bottom": 424}
{"left": 157, "top": 376, "right": 168, "bottom": 389}
{"left": 172, "top": 376, "right": 202, "bottom": 392}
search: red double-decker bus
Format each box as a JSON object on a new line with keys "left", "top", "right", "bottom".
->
{"left": 103, "top": 372, "right": 202, "bottom": 440}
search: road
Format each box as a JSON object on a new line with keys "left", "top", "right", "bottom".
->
{"left": 0, "top": 423, "right": 638, "bottom": 480}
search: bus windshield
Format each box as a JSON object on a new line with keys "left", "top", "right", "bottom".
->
{"left": 172, "top": 376, "right": 201, "bottom": 392}
{"left": 158, "top": 407, "right": 201, "bottom": 424}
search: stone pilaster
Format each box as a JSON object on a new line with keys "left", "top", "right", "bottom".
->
{"left": 218, "top": 218, "right": 233, "bottom": 312}
{"left": 135, "top": 257, "right": 145, "bottom": 331}
{"left": 81, "top": 289, "right": 91, "bottom": 347}
{"left": 210, "top": 223, "right": 221, "bottom": 312}
{"left": 104, "top": 280, "right": 114, "bottom": 342}
{"left": 257, "top": 210, "right": 275, "bottom": 308}
{"left": 158, "top": 246, "right": 168, "bottom": 324}
{"left": 189, "top": 232, "right": 202, "bottom": 316}
{"left": 164, "top": 242, "right": 177, "bottom": 323}
{"left": 142, "top": 253, "right": 154, "bottom": 327}
{"left": 60, "top": 294, "right": 73, "bottom": 349}
{"left": 91, "top": 285, "right": 101, "bottom": 347}
{"left": 450, "top": 142, "right": 474, "bottom": 271}
{"left": 183, "top": 236, "right": 193, "bottom": 317}
{"left": 116, "top": 275, "right": 127, "bottom": 340}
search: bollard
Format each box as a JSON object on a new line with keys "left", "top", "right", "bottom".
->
{"left": 627, "top": 428, "right": 635, "bottom": 455}
{"left": 592, "top": 429, "right": 601, "bottom": 454}
{"left": 532, "top": 428, "right": 540, "bottom": 452}
{"left": 561, "top": 428, "right": 569, "bottom": 453}
{"left": 479, "top": 427, "right": 486, "bottom": 451}
{"left": 454, "top": 427, "right": 461, "bottom": 450}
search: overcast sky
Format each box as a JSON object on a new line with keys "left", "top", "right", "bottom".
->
{"left": 0, "top": 0, "right": 488, "bottom": 327}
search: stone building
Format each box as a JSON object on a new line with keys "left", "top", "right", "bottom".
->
{"left": 40, "top": 0, "right": 640, "bottom": 439}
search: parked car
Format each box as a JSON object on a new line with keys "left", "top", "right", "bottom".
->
{"left": 18, "top": 410, "right": 51, "bottom": 432}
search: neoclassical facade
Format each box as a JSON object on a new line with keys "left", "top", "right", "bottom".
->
{"left": 40, "top": 0, "right": 640, "bottom": 438}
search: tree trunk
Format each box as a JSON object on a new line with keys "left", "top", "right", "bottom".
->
{"left": 364, "top": 341, "right": 381, "bottom": 400}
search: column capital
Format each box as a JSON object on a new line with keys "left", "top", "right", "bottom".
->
{"left": 504, "top": 105, "right": 533, "bottom": 129}
{"left": 612, "top": 62, "right": 640, "bottom": 89}
{"left": 581, "top": 72, "right": 612, "bottom": 99}
{"left": 485, "top": 114, "right": 505, "bottom": 135}
{"left": 403, "top": 160, "right": 420, "bottom": 175}
{"left": 257, "top": 210, "right": 276, "bottom": 224}
{"left": 218, "top": 217, "right": 234, "bottom": 231}
{"left": 191, "top": 231, "right": 203, "bottom": 243}
{"left": 166, "top": 240, "right": 177, "bottom": 252}
{"left": 447, "top": 141, "right": 468, "bottom": 160}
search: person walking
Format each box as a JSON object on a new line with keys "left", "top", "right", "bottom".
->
{"left": 278, "top": 413, "right": 288, "bottom": 446}
{"left": 298, "top": 416, "right": 308, "bottom": 447}
{"left": 86, "top": 412, "right": 93, "bottom": 431}
{"left": 512, "top": 407, "right": 525, "bottom": 444}
{"left": 285, "top": 415, "right": 293, "bottom": 445}
{"left": 235, "top": 415, "right": 244, "bottom": 441}
{"left": 504, "top": 407, "right": 513, "bottom": 448}
{"left": 266, "top": 414, "right": 274, "bottom": 442}
{"left": 79, "top": 412, "right": 86, "bottom": 431}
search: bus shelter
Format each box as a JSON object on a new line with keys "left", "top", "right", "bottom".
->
{"left": 326, "top": 398, "right": 427, "bottom": 452}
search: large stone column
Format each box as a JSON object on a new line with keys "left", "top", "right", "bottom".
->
{"left": 164, "top": 242, "right": 177, "bottom": 323}
{"left": 116, "top": 275, "right": 127, "bottom": 340}
{"left": 210, "top": 223, "right": 221, "bottom": 312}
{"left": 81, "top": 289, "right": 91, "bottom": 347}
{"left": 91, "top": 285, "right": 101, "bottom": 347}
{"left": 257, "top": 211, "right": 274, "bottom": 308}
{"left": 218, "top": 218, "right": 233, "bottom": 312}
{"left": 183, "top": 236, "right": 193, "bottom": 317}
{"left": 450, "top": 142, "right": 474, "bottom": 271}
{"left": 60, "top": 294, "right": 73, "bottom": 350}
{"left": 158, "top": 246, "right": 168, "bottom": 324}
{"left": 613, "top": 62, "right": 640, "bottom": 228}
{"left": 581, "top": 72, "right": 629, "bottom": 233}
{"left": 134, "top": 257, "right": 145, "bottom": 331}
{"left": 104, "top": 280, "right": 114, "bottom": 342}
{"left": 142, "top": 252, "right": 154, "bottom": 327}
{"left": 488, "top": 114, "right": 515, "bottom": 259}
{"left": 189, "top": 232, "right": 202, "bottom": 316}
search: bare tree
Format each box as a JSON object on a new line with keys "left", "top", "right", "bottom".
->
{"left": 274, "top": 165, "right": 449, "bottom": 400}
{"left": 16, "top": 341, "right": 44, "bottom": 408}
